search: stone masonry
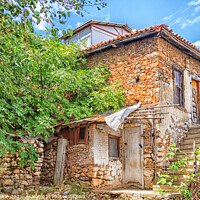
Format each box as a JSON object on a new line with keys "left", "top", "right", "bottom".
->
{"left": 40, "top": 137, "right": 58, "bottom": 185}
{"left": 86, "top": 35, "right": 200, "bottom": 188}
{"left": 0, "top": 138, "right": 44, "bottom": 193}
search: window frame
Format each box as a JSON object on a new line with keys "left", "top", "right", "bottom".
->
{"left": 108, "top": 135, "right": 120, "bottom": 158}
{"left": 64, "top": 125, "right": 88, "bottom": 146}
{"left": 173, "top": 66, "right": 184, "bottom": 107}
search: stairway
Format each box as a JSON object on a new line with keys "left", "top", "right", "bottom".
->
{"left": 166, "top": 126, "right": 200, "bottom": 186}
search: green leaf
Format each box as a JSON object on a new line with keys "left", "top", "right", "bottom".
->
{"left": 67, "top": 29, "right": 73, "bottom": 37}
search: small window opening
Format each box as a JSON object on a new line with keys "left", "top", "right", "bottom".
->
{"left": 136, "top": 77, "right": 140, "bottom": 83}
{"left": 79, "top": 127, "right": 85, "bottom": 144}
{"left": 109, "top": 136, "right": 119, "bottom": 158}
{"left": 173, "top": 68, "right": 184, "bottom": 107}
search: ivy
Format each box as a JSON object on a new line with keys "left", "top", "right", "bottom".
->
{"left": 157, "top": 145, "right": 200, "bottom": 199}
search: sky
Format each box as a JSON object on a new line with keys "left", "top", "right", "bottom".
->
{"left": 34, "top": 0, "right": 200, "bottom": 48}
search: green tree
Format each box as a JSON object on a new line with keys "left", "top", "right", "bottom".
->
{"left": 0, "top": 0, "right": 125, "bottom": 167}
{"left": 1, "top": 0, "right": 107, "bottom": 25}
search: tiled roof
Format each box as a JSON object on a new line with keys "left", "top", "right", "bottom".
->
{"left": 60, "top": 20, "right": 132, "bottom": 40}
{"left": 88, "top": 115, "right": 107, "bottom": 122}
{"left": 85, "top": 24, "right": 200, "bottom": 54}
{"left": 61, "top": 114, "right": 107, "bottom": 128}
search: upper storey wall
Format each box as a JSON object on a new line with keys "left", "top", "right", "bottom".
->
{"left": 87, "top": 37, "right": 163, "bottom": 106}
{"left": 86, "top": 36, "right": 200, "bottom": 107}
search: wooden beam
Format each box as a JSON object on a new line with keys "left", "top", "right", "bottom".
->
{"left": 130, "top": 112, "right": 169, "bottom": 116}
{"left": 127, "top": 117, "right": 164, "bottom": 119}
{"left": 135, "top": 110, "right": 157, "bottom": 113}
{"left": 54, "top": 138, "right": 67, "bottom": 185}
{"left": 137, "top": 104, "right": 179, "bottom": 110}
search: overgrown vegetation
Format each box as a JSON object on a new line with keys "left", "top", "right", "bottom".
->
{"left": 157, "top": 144, "right": 200, "bottom": 200}
{"left": 0, "top": 0, "right": 125, "bottom": 167}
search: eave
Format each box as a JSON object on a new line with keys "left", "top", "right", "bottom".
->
{"left": 160, "top": 28, "right": 200, "bottom": 61}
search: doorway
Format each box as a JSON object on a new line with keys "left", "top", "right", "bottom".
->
{"left": 192, "top": 79, "right": 200, "bottom": 124}
{"left": 123, "top": 126, "right": 144, "bottom": 189}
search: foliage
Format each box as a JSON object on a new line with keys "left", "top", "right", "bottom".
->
{"left": 0, "top": 0, "right": 125, "bottom": 168}
{"left": 0, "top": 0, "right": 107, "bottom": 27}
{"left": 157, "top": 144, "right": 200, "bottom": 200}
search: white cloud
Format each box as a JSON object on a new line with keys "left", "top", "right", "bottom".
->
{"left": 52, "top": 2, "right": 65, "bottom": 12}
{"left": 181, "top": 22, "right": 187, "bottom": 29}
{"left": 68, "top": 25, "right": 72, "bottom": 29}
{"left": 35, "top": 2, "right": 42, "bottom": 11}
{"left": 170, "top": 17, "right": 183, "bottom": 25}
{"left": 163, "top": 14, "right": 173, "bottom": 20}
{"left": 105, "top": 13, "right": 110, "bottom": 22}
{"left": 188, "top": 0, "right": 200, "bottom": 5}
{"left": 195, "top": 6, "right": 200, "bottom": 12}
{"left": 194, "top": 40, "right": 200, "bottom": 48}
{"left": 34, "top": 20, "right": 48, "bottom": 31}
{"left": 76, "top": 22, "right": 83, "bottom": 27}
{"left": 181, "top": 16, "right": 200, "bottom": 28}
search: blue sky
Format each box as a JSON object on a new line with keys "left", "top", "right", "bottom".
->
{"left": 35, "top": 0, "right": 200, "bottom": 48}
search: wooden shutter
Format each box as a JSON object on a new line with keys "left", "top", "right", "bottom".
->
{"left": 75, "top": 127, "right": 80, "bottom": 145}
{"left": 84, "top": 126, "right": 88, "bottom": 145}
{"left": 172, "top": 66, "right": 175, "bottom": 104}
{"left": 180, "top": 72, "right": 184, "bottom": 107}
{"left": 69, "top": 128, "right": 73, "bottom": 145}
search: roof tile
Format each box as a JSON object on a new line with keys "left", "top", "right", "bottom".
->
{"left": 84, "top": 24, "right": 200, "bottom": 53}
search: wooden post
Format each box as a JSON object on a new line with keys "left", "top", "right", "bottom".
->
{"left": 54, "top": 138, "right": 67, "bottom": 185}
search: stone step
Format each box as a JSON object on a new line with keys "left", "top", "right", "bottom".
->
{"left": 189, "top": 126, "right": 200, "bottom": 130}
{"left": 184, "top": 133, "right": 200, "bottom": 140}
{"left": 179, "top": 146, "right": 196, "bottom": 151}
{"left": 153, "top": 185, "right": 180, "bottom": 193}
{"left": 176, "top": 148, "right": 197, "bottom": 154}
{"left": 188, "top": 128, "right": 200, "bottom": 135}
{"left": 166, "top": 166, "right": 197, "bottom": 174}
{"left": 182, "top": 138, "right": 200, "bottom": 145}
{"left": 179, "top": 142, "right": 200, "bottom": 150}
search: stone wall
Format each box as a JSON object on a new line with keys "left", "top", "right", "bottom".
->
{"left": 87, "top": 37, "right": 161, "bottom": 106}
{"left": 40, "top": 137, "right": 58, "bottom": 185}
{"left": 0, "top": 138, "right": 44, "bottom": 193}
{"left": 64, "top": 124, "right": 94, "bottom": 186}
{"left": 91, "top": 124, "right": 122, "bottom": 188}
{"left": 64, "top": 123, "right": 123, "bottom": 188}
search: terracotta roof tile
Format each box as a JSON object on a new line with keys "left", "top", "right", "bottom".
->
{"left": 88, "top": 115, "right": 107, "bottom": 122}
{"left": 84, "top": 24, "right": 200, "bottom": 54}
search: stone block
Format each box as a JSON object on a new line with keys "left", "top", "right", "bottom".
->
{"left": 144, "top": 176, "right": 153, "bottom": 189}
{"left": 21, "top": 181, "right": 28, "bottom": 185}
{"left": 34, "top": 171, "right": 41, "bottom": 176}
{"left": 37, "top": 148, "right": 44, "bottom": 153}
{"left": 86, "top": 172, "right": 97, "bottom": 178}
{"left": 103, "top": 174, "right": 110, "bottom": 180}
{"left": 13, "top": 169, "right": 20, "bottom": 174}
{"left": 3, "top": 187, "right": 13, "bottom": 193}
{"left": 91, "top": 179, "right": 102, "bottom": 187}
{"left": 92, "top": 167, "right": 99, "bottom": 172}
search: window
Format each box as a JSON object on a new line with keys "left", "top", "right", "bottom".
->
{"left": 63, "top": 126, "right": 88, "bottom": 145}
{"left": 78, "top": 127, "right": 86, "bottom": 144}
{"left": 173, "top": 68, "right": 184, "bottom": 107}
{"left": 109, "top": 135, "right": 119, "bottom": 158}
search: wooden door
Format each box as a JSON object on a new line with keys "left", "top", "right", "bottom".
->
{"left": 123, "top": 126, "right": 144, "bottom": 188}
{"left": 192, "top": 80, "right": 200, "bottom": 124}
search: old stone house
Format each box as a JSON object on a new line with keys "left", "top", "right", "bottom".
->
{"left": 40, "top": 24, "right": 200, "bottom": 189}
{"left": 1, "top": 24, "right": 200, "bottom": 192}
